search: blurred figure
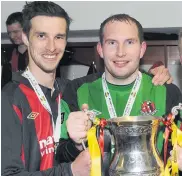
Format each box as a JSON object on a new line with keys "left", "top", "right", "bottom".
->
{"left": 178, "top": 28, "right": 182, "bottom": 64}
{"left": 6, "top": 12, "right": 28, "bottom": 72}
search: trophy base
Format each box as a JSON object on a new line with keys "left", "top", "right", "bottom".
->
{"left": 109, "top": 169, "right": 161, "bottom": 176}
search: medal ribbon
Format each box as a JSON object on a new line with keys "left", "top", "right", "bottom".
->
{"left": 102, "top": 71, "right": 142, "bottom": 118}
{"left": 22, "top": 67, "right": 61, "bottom": 144}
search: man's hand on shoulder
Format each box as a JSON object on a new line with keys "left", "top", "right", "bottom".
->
{"left": 149, "top": 65, "right": 173, "bottom": 86}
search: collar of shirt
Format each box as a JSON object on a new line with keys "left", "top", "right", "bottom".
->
{"left": 12, "top": 72, "right": 61, "bottom": 100}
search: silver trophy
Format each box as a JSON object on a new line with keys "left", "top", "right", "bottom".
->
{"left": 107, "top": 116, "right": 163, "bottom": 176}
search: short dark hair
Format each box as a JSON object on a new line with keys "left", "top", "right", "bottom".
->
{"left": 22, "top": 1, "right": 72, "bottom": 38}
{"left": 6, "top": 12, "right": 23, "bottom": 27}
{"left": 99, "top": 14, "right": 144, "bottom": 44}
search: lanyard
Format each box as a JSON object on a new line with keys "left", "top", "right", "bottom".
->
{"left": 102, "top": 71, "right": 142, "bottom": 118}
{"left": 22, "top": 67, "right": 61, "bottom": 143}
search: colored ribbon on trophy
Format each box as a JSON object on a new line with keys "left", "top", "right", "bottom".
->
{"left": 87, "top": 118, "right": 102, "bottom": 176}
{"left": 171, "top": 122, "right": 182, "bottom": 175}
{"left": 163, "top": 114, "right": 182, "bottom": 176}
{"left": 98, "top": 119, "right": 107, "bottom": 158}
{"left": 162, "top": 113, "right": 173, "bottom": 167}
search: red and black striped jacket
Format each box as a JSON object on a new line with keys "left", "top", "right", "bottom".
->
{"left": 1, "top": 72, "right": 72, "bottom": 176}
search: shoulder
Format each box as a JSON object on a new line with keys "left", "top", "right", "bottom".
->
{"left": 56, "top": 76, "right": 70, "bottom": 94}
{"left": 2, "top": 72, "right": 27, "bottom": 102}
{"left": 165, "top": 83, "right": 182, "bottom": 101}
{"left": 2, "top": 81, "right": 20, "bottom": 98}
{"left": 142, "top": 72, "right": 153, "bottom": 81}
{"left": 62, "top": 73, "right": 101, "bottom": 111}
{"left": 64, "top": 73, "right": 101, "bottom": 93}
{"left": 165, "top": 83, "right": 182, "bottom": 113}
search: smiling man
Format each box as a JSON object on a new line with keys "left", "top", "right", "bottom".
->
{"left": 2, "top": 1, "right": 91, "bottom": 176}
{"left": 57, "top": 14, "right": 182, "bottom": 175}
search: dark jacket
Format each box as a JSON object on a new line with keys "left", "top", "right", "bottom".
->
{"left": 1, "top": 72, "right": 72, "bottom": 176}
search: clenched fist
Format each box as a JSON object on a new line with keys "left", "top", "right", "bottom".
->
{"left": 66, "top": 104, "right": 92, "bottom": 144}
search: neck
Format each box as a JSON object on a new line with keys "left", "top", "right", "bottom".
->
{"left": 105, "top": 69, "right": 139, "bottom": 85}
{"left": 28, "top": 63, "right": 56, "bottom": 89}
{"left": 18, "top": 44, "right": 27, "bottom": 54}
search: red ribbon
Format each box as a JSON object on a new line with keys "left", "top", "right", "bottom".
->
{"left": 98, "top": 119, "right": 107, "bottom": 158}
{"left": 160, "top": 113, "right": 173, "bottom": 166}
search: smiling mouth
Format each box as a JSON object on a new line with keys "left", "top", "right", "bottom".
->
{"left": 42, "top": 54, "right": 57, "bottom": 59}
{"left": 113, "top": 61, "right": 129, "bottom": 67}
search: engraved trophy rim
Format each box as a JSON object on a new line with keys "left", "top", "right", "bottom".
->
{"left": 108, "top": 116, "right": 162, "bottom": 124}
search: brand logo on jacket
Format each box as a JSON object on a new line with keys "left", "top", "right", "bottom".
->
{"left": 39, "top": 136, "right": 54, "bottom": 157}
{"left": 141, "top": 101, "right": 157, "bottom": 115}
{"left": 27, "top": 112, "right": 39, "bottom": 119}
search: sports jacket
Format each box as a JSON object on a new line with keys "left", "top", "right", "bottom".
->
{"left": 1, "top": 72, "right": 72, "bottom": 176}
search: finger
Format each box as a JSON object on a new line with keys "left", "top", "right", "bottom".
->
{"left": 86, "top": 120, "right": 92, "bottom": 130}
{"left": 167, "top": 77, "right": 173, "bottom": 84}
{"left": 67, "top": 117, "right": 87, "bottom": 126}
{"left": 69, "top": 123, "right": 88, "bottom": 132}
{"left": 157, "top": 69, "right": 172, "bottom": 85}
{"left": 152, "top": 69, "right": 167, "bottom": 85}
{"left": 82, "top": 104, "right": 89, "bottom": 111}
{"left": 151, "top": 68, "right": 160, "bottom": 84}
{"left": 72, "top": 112, "right": 90, "bottom": 121}
{"left": 150, "top": 67, "right": 157, "bottom": 75}
{"left": 152, "top": 67, "right": 164, "bottom": 83}
{"left": 157, "top": 73, "right": 169, "bottom": 85}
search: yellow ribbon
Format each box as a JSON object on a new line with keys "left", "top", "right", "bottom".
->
{"left": 87, "top": 119, "right": 102, "bottom": 176}
{"left": 165, "top": 122, "right": 182, "bottom": 176}
{"left": 87, "top": 117, "right": 182, "bottom": 176}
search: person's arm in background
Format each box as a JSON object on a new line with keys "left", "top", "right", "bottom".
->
{"left": 149, "top": 61, "right": 173, "bottom": 85}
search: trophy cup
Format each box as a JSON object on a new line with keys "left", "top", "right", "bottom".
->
{"left": 87, "top": 103, "right": 182, "bottom": 176}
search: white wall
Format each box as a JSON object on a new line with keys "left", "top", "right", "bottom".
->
{"left": 1, "top": 1, "right": 182, "bottom": 33}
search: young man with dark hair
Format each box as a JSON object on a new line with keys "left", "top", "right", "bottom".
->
{"left": 2, "top": 2, "right": 91, "bottom": 176}
{"left": 56, "top": 14, "right": 182, "bottom": 174}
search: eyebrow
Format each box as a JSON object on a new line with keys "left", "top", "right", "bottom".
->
{"left": 126, "top": 38, "right": 137, "bottom": 41}
{"left": 34, "top": 31, "right": 66, "bottom": 37}
{"left": 104, "top": 39, "right": 117, "bottom": 43}
{"left": 35, "top": 31, "right": 46, "bottom": 35}
{"left": 56, "top": 33, "right": 66, "bottom": 38}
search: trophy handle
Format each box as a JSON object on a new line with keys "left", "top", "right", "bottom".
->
{"left": 151, "top": 119, "right": 164, "bottom": 173}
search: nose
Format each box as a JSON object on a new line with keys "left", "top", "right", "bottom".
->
{"left": 116, "top": 44, "right": 126, "bottom": 57}
{"left": 46, "top": 38, "right": 56, "bottom": 52}
{"left": 9, "top": 32, "right": 17, "bottom": 40}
